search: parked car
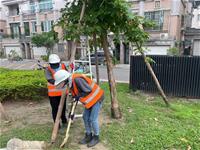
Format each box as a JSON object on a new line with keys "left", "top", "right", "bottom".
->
{"left": 80, "top": 51, "right": 113, "bottom": 65}
{"left": 90, "top": 51, "right": 106, "bottom": 65}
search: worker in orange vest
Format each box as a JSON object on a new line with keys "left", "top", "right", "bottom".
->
{"left": 45, "top": 54, "right": 69, "bottom": 128}
{"left": 54, "top": 70, "right": 104, "bottom": 147}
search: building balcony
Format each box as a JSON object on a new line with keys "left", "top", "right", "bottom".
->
{"left": 8, "top": 15, "right": 20, "bottom": 22}
{"left": 22, "top": 11, "right": 36, "bottom": 21}
{"left": 190, "top": 0, "right": 200, "bottom": 8}
{"left": 1, "top": 0, "right": 25, "bottom": 6}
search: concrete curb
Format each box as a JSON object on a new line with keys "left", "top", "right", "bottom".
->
{"left": 94, "top": 79, "right": 129, "bottom": 84}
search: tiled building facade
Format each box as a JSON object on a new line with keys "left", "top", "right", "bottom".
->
{"left": 1, "top": 0, "right": 66, "bottom": 59}
{"left": 127, "top": 0, "right": 193, "bottom": 55}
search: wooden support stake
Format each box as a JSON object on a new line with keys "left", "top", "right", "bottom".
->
{"left": 51, "top": 86, "right": 69, "bottom": 143}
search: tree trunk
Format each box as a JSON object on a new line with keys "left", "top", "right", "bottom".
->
{"left": 69, "top": 1, "right": 86, "bottom": 63}
{"left": 120, "top": 40, "right": 124, "bottom": 64}
{"left": 101, "top": 32, "right": 122, "bottom": 119}
{"left": 93, "top": 33, "right": 100, "bottom": 85}
{"left": 69, "top": 40, "right": 77, "bottom": 63}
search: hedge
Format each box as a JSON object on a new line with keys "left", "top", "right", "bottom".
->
{"left": 0, "top": 68, "right": 47, "bottom": 101}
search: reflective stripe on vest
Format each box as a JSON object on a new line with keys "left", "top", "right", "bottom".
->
{"left": 47, "top": 63, "right": 68, "bottom": 97}
{"left": 72, "top": 74, "right": 104, "bottom": 109}
{"left": 82, "top": 86, "right": 100, "bottom": 104}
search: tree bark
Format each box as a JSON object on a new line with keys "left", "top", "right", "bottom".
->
{"left": 93, "top": 33, "right": 100, "bottom": 85}
{"left": 101, "top": 32, "right": 122, "bottom": 119}
{"left": 69, "top": 40, "right": 77, "bottom": 63}
{"left": 69, "top": 1, "right": 86, "bottom": 63}
{"left": 120, "top": 40, "right": 124, "bottom": 64}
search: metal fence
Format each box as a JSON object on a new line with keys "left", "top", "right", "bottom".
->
{"left": 130, "top": 55, "right": 200, "bottom": 98}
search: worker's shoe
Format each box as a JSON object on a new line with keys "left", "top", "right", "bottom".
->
{"left": 79, "top": 133, "right": 93, "bottom": 144}
{"left": 87, "top": 135, "right": 99, "bottom": 147}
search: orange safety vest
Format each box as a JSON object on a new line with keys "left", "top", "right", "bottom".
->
{"left": 71, "top": 74, "right": 104, "bottom": 109}
{"left": 47, "top": 63, "right": 68, "bottom": 97}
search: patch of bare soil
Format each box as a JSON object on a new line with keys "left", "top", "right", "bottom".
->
{"left": 0, "top": 99, "right": 51, "bottom": 133}
{"left": 0, "top": 100, "right": 110, "bottom": 150}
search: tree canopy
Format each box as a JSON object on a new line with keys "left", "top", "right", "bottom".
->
{"left": 31, "top": 31, "right": 58, "bottom": 55}
{"left": 58, "top": 0, "right": 154, "bottom": 46}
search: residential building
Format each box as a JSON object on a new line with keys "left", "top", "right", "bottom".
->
{"left": 0, "top": 1, "right": 7, "bottom": 35}
{"left": 192, "top": 5, "right": 200, "bottom": 29}
{"left": 184, "top": 0, "right": 200, "bottom": 56}
{"left": 1, "top": 0, "right": 67, "bottom": 59}
{"left": 0, "top": 1, "right": 7, "bottom": 56}
{"left": 120, "top": 0, "right": 194, "bottom": 64}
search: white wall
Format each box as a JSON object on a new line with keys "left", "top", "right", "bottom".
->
{"left": 132, "top": 46, "right": 169, "bottom": 55}
{"left": 192, "top": 7, "right": 200, "bottom": 29}
{"left": 19, "top": 1, "right": 29, "bottom": 13}
{"left": 53, "top": 0, "right": 67, "bottom": 10}
{"left": 171, "top": 0, "right": 181, "bottom": 15}
{"left": 5, "top": 46, "right": 22, "bottom": 57}
{"left": 146, "top": 46, "right": 169, "bottom": 55}
{"left": 193, "top": 40, "right": 200, "bottom": 56}
{"left": 0, "top": 0, "right": 7, "bottom": 20}
{"left": 33, "top": 46, "right": 47, "bottom": 59}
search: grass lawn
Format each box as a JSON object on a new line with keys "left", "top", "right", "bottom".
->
{"left": 0, "top": 83, "right": 200, "bottom": 150}
{"left": 101, "top": 84, "right": 200, "bottom": 150}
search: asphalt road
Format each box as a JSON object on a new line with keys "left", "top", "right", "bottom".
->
{"left": 0, "top": 59, "right": 129, "bottom": 83}
{"left": 91, "top": 65, "right": 129, "bottom": 83}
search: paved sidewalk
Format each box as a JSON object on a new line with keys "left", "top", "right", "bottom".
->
{"left": 0, "top": 59, "right": 130, "bottom": 83}
{"left": 0, "top": 59, "right": 39, "bottom": 70}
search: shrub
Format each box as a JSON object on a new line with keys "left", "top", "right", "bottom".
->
{"left": 8, "top": 50, "right": 23, "bottom": 61}
{"left": 167, "top": 47, "right": 179, "bottom": 56}
{"left": 41, "top": 55, "right": 48, "bottom": 62}
{"left": 0, "top": 68, "right": 47, "bottom": 101}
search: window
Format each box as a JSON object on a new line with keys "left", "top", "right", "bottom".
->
{"left": 198, "top": 14, "right": 200, "bottom": 21}
{"left": 181, "top": 15, "right": 185, "bottom": 27}
{"left": 155, "top": 1, "right": 160, "bottom": 9}
{"left": 9, "top": 5, "right": 20, "bottom": 16}
{"left": 31, "top": 22, "right": 37, "bottom": 33}
{"left": 39, "top": 0, "right": 53, "bottom": 12}
{"left": 144, "top": 11, "right": 164, "bottom": 31}
{"left": 24, "top": 22, "right": 30, "bottom": 36}
{"left": 30, "top": 3, "right": 35, "bottom": 13}
{"left": 41, "top": 20, "right": 53, "bottom": 32}
{"left": 10, "top": 23, "right": 21, "bottom": 38}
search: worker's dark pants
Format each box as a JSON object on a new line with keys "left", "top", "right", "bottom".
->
{"left": 49, "top": 96, "right": 67, "bottom": 124}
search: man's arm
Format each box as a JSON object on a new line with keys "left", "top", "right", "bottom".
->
{"left": 74, "top": 77, "right": 92, "bottom": 97}
{"left": 45, "top": 68, "right": 55, "bottom": 84}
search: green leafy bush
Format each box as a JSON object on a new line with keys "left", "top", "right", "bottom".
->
{"left": 8, "top": 50, "right": 23, "bottom": 61}
{"left": 41, "top": 55, "right": 48, "bottom": 62}
{"left": 0, "top": 68, "right": 47, "bottom": 101}
{"left": 167, "top": 47, "right": 180, "bottom": 56}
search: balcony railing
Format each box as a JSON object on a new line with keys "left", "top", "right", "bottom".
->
{"left": 29, "top": 1, "right": 53, "bottom": 13}
{"left": 1, "top": 0, "right": 22, "bottom": 5}
{"left": 39, "top": 1, "right": 53, "bottom": 12}
{"left": 8, "top": 15, "right": 20, "bottom": 22}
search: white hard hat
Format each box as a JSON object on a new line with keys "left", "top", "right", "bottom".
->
{"left": 54, "top": 70, "right": 71, "bottom": 86}
{"left": 49, "top": 54, "right": 60, "bottom": 64}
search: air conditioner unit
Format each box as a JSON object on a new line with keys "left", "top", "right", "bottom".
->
{"left": 160, "top": 33, "right": 168, "bottom": 40}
